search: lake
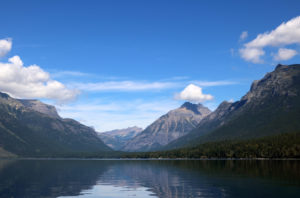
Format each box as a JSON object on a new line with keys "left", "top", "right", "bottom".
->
{"left": 0, "top": 159, "right": 299, "bottom": 198}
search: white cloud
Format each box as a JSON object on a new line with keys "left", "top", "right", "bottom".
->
{"left": 175, "top": 84, "right": 213, "bottom": 103}
{"left": 245, "top": 16, "right": 300, "bottom": 48}
{"left": 52, "top": 71, "right": 91, "bottom": 78}
{"left": 239, "top": 47, "right": 265, "bottom": 63}
{"left": 274, "top": 48, "right": 298, "bottom": 61}
{"left": 239, "top": 31, "right": 248, "bottom": 41}
{"left": 240, "top": 16, "right": 300, "bottom": 63}
{"left": 0, "top": 38, "right": 12, "bottom": 57}
{"left": 70, "top": 79, "right": 237, "bottom": 93}
{"left": 0, "top": 55, "right": 79, "bottom": 103}
{"left": 193, "top": 80, "right": 237, "bottom": 87}
{"left": 228, "top": 99, "right": 234, "bottom": 103}
{"left": 57, "top": 99, "right": 181, "bottom": 131}
{"left": 72, "top": 81, "right": 178, "bottom": 92}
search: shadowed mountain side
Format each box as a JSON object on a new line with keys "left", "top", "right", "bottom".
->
{"left": 0, "top": 92, "right": 111, "bottom": 157}
{"left": 165, "top": 64, "right": 300, "bottom": 149}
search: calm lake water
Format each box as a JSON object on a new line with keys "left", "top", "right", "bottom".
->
{"left": 0, "top": 159, "right": 299, "bottom": 198}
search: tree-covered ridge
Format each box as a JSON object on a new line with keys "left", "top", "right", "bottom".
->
{"left": 123, "top": 132, "right": 300, "bottom": 159}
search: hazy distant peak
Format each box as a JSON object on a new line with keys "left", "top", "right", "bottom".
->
{"left": 99, "top": 126, "right": 143, "bottom": 150}
{"left": 101, "top": 126, "right": 143, "bottom": 135}
{"left": 125, "top": 126, "right": 143, "bottom": 131}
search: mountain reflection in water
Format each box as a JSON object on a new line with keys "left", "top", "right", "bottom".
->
{"left": 0, "top": 159, "right": 299, "bottom": 198}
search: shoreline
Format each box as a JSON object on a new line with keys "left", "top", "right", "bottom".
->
{"left": 0, "top": 157, "right": 299, "bottom": 161}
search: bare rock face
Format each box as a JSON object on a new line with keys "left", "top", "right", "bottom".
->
{"left": 18, "top": 99, "right": 60, "bottom": 118}
{"left": 122, "top": 102, "right": 211, "bottom": 151}
{"left": 0, "top": 93, "right": 60, "bottom": 119}
{"left": 98, "top": 126, "right": 143, "bottom": 150}
{"left": 0, "top": 92, "right": 24, "bottom": 109}
{"left": 242, "top": 64, "right": 299, "bottom": 103}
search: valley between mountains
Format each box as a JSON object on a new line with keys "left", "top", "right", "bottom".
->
{"left": 0, "top": 64, "right": 300, "bottom": 158}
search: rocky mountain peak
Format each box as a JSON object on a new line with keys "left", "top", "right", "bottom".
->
{"left": 180, "top": 101, "right": 196, "bottom": 108}
{"left": 180, "top": 102, "right": 211, "bottom": 115}
{"left": 122, "top": 103, "right": 212, "bottom": 151}
{"left": 18, "top": 99, "right": 60, "bottom": 118}
{"left": 218, "top": 101, "right": 233, "bottom": 110}
{"left": 211, "top": 64, "right": 300, "bottom": 121}
{"left": 180, "top": 102, "right": 201, "bottom": 114}
{"left": 275, "top": 63, "right": 288, "bottom": 70}
{"left": 0, "top": 92, "right": 60, "bottom": 118}
{"left": 0, "top": 92, "right": 24, "bottom": 109}
{"left": 242, "top": 64, "right": 300, "bottom": 103}
{"left": 0, "top": 92, "right": 10, "bottom": 99}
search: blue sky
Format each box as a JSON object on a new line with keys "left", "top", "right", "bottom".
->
{"left": 0, "top": 0, "right": 300, "bottom": 131}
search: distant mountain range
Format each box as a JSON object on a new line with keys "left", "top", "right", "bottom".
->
{"left": 98, "top": 127, "right": 143, "bottom": 150}
{"left": 165, "top": 64, "right": 300, "bottom": 150}
{"left": 0, "top": 93, "right": 111, "bottom": 157}
{"left": 122, "top": 102, "right": 211, "bottom": 151}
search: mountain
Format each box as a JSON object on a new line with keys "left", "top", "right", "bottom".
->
{"left": 18, "top": 99, "right": 60, "bottom": 118}
{"left": 0, "top": 92, "right": 112, "bottom": 157}
{"left": 122, "top": 102, "right": 211, "bottom": 151}
{"left": 165, "top": 64, "right": 300, "bottom": 149}
{"left": 98, "top": 126, "right": 143, "bottom": 150}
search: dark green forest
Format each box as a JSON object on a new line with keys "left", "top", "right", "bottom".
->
{"left": 122, "top": 132, "right": 300, "bottom": 159}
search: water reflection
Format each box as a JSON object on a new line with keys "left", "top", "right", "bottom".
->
{"left": 0, "top": 159, "right": 299, "bottom": 198}
{"left": 59, "top": 184, "right": 155, "bottom": 198}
